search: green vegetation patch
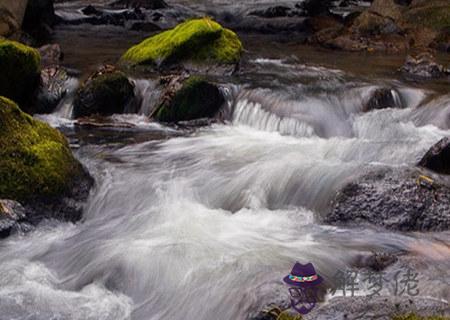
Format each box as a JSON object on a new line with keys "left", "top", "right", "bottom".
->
{"left": 121, "top": 17, "right": 242, "bottom": 67}
{"left": 0, "top": 39, "right": 41, "bottom": 107}
{"left": 0, "top": 96, "right": 83, "bottom": 202}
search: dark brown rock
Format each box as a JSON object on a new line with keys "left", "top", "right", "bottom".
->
{"left": 418, "top": 137, "right": 450, "bottom": 175}
{"left": 363, "top": 88, "right": 402, "bottom": 112}
{"left": 73, "top": 65, "right": 136, "bottom": 118}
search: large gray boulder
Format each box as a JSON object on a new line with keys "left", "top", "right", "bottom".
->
{"left": 326, "top": 168, "right": 450, "bottom": 231}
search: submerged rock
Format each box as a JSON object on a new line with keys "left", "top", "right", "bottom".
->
{"left": 154, "top": 76, "right": 225, "bottom": 123}
{"left": 121, "top": 18, "right": 243, "bottom": 69}
{"left": 326, "top": 168, "right": 450, "bottom": 231}
{"left": 363, "top": 88, "right": 403, "bottom": 112}
{"left": 73, "top": 65, "right": 136, "bottom": 118}
{"left": 109, "top": 0, "right": 168, "bottom": 10}
{"left": 418, "top": 137, "right": 450, "bottom": 175}
{"left": 400, "top": 52, "right": 449, "bottom": 78}
{"left": 0, "top": 39, "right": 41, "bottom": 110}
{"left": 299, "top": 0, "right": 333, "bottom": 17}
{"left": 0, "top": 199, "right": 26, "bottom": 238}
{"left": 0, "top": 96, "right": 93, "bottom": 224}
{"left": 249, "top": 6, "right": 292, "bottom": 18}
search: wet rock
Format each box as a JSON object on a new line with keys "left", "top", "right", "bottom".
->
{"left": 121, "top": 18, "right": 242, "bottom": 70}
{"left": 151, "top": 11, "right": 163, "bottom": 22}
{"left": 154, "top": 75, "right": 225, "bottom": 123}
{"left": 352, "top": 252, "right": 399, "bottom": 271}
{"left": 363, "top": 88, "right": 402, "bottom": 112}
{"left": 299, "top": 0, "right": 333, "bottom": 17}
{"left": 326, "top": 168, "right": 450, "bottom": 231}
{"left": 400, "top": 52, "right": 449, "bottom": 78}
{"left": 231, "top": 16, "right": 308, "bottom": 34}
{"left": 418, "top": 138, "right": 450, "bottom": 175}
{"left": 0, "top": 200, "right": 26, "bottom": 238}
{"left": 73, "top": 65, "right": 136, "bottom": 118}
{"left": 81, "top": 5, "right": 102, "bottom": 16}
{"left": 63, "top": 7, "right": 145, "bottom": 27}
{"left": 0, "top": 96, "right": 93, "bottom": 226}
{"left": 370, "top": 0, "right": 404, "bottom": 21}
{"left": 0, "top": 39, "right": 41, "bottom": 110}
{"left": 35, "top": 67, "right": 71, "bottom": 114}
{"left": 315, "top": 31, "right": 407, "bottom": 52}
{"left": 109, "top": 0, "right": 168, "bottom": 10}
{"left": 351, "top": 11, "right": 402, "bottom": 36}
{"left": 22, "top": 0, "right": 57, "bottom": 42}
{"left": 38, "top": 43, "right": 63, "bottom": 67}
{"left": 303, "top": 296, "right": 450, "bottom": 320}
{"left": 249, "top": 6, "right": 292, "bottom": 18}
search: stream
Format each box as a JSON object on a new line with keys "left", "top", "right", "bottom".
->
{"left": 0, "top": 1, "right": 450, "bottom": 319}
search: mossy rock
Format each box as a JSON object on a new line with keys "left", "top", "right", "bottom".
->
{"left": 73, "top": 69, "right": 135, "bottom": 118}
{"left": 121, "top": 17, "right": 243, "bottom": 68}
{"left": 0, "top": 39, "right": 41, "bottom": 109}
{"left": 392, "top": 314, "right": 450, "bottom": 320}
{"left": 155, "top": 76, "right": 225, "bottom": 122}
{"left": 0, "top": 96, "right": 85, "bottom": 202}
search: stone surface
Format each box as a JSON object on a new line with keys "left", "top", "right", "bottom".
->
{"left": 154, "top": 75, "right": 225, "bottom": 123}
{"left": 326, "top": 168, "right": 450, "bottom": 231}
{"left": 73, "top": 65, "right": 136, "bottom": 118}
{"left": 0, "top": 199, "right": 26, "bottom": 238}
{"left": 418, "top": 137, "right": 450, "bottom": 175}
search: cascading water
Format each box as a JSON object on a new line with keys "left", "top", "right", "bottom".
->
{"left": 1, "top": 58, "right": 449, "bottom": 320}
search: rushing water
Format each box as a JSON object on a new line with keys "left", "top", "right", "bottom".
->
{"left": 2, "top": 7, "right": 450, "bottom": 318}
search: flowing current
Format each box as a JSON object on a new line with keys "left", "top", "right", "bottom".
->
{"left": 1, "top": 58, "right": 450, "bottom": 320}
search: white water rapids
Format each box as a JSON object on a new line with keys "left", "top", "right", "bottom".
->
{"left": 1, "top": 60, "right": 449, "bottom": 320}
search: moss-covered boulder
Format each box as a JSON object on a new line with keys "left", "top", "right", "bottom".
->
{"left": 0, "top": 39, "right": 41, "bottom": 109}
{"left": 0, "top": 96, "right": 87, "bottom": 202}
{"left": 73, "top": 66, "right": 136, "bottom": 118}
{"left": 155, "top": 76, "right": 225, "bottom": 123}
{"left": 121, "top": 18, "right": 242, "bottom": 68}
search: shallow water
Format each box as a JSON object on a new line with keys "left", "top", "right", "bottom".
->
{"left": 1, "top": 3, "right": 450, "bottom": 319}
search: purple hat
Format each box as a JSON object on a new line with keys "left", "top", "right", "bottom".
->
{"left": 283, "top": 262, "right": 323, "bottom": 288}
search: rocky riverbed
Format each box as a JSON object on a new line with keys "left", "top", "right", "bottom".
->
{"left": 0, "top": 0, "right": 449, "bottom": 320}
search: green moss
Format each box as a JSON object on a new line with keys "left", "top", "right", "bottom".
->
{"left": 156, "top": 76, "right": 225, "bottom": 122}
{"left": 392, "top": 314, "right": 450, "bottom": 320}
{"left": 73, "top": 71, "right": 135, "bottom": 117}
{"left": 0, "top": 39, "right": 41, "bottom": 108}
{"left": 121, "top": 17, "right": 242, "bottom": 67}
{"left": 0, "top": 96, "right": 83, "bottom": 202}
{"left": 405, "top": 5, "right": 450, "bottom": 30}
